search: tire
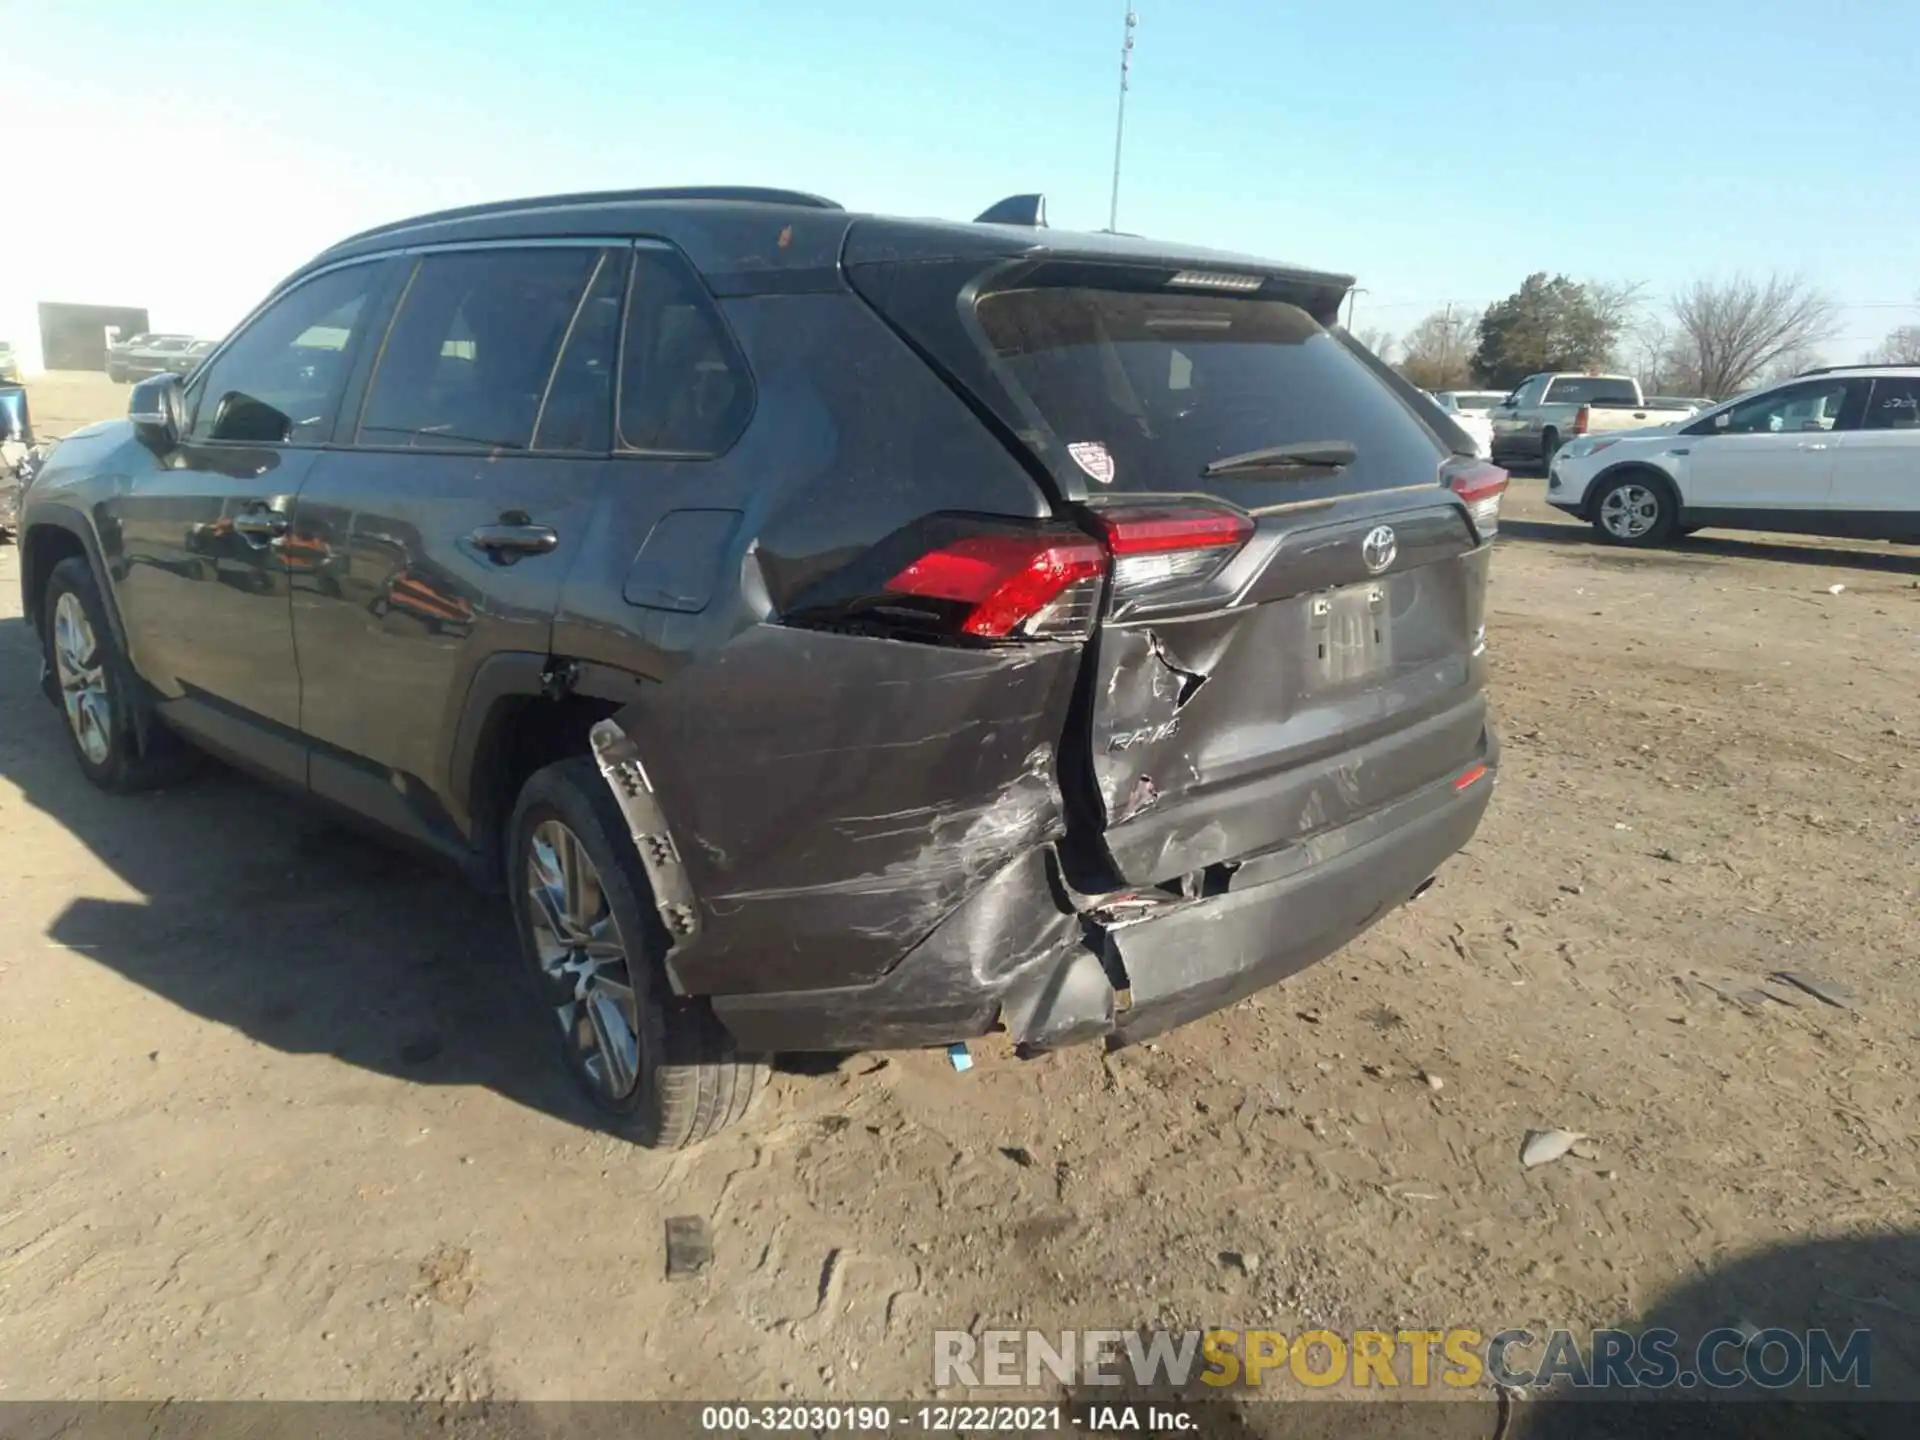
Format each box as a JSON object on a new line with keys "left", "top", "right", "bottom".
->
{"left": 1589, "top": 472, "right": 1677, "bottom": 547}
{"left": 1539, "top": 429, "right": 1561, "bottom": 470}
{"left": 107, "top": 367, "right": 126, "bottom": 384}
{"left": 507, "top": 756, "right": 768, "bottom": 1148}
{"left": 41, "top": 556, "right": 198, "bottom": 791}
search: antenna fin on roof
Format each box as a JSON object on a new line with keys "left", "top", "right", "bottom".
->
{"left": 974, "top": 194, "right": 1048, "bottom": 227}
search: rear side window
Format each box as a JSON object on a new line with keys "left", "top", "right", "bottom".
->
{"left": 1543, "top": 376, "right": 1637, "bottom": 404}
{"left": 359, "top": 248, "right": 599, "bottom": 451}
{"left": 1864, "top": 375, "right": 1920, "bottom": 430}
{"left": 972, "top": 287, "right": 1444, "bottom": 494}
{"left": 532, "top": 253, "right": 625, "bottom": 452}
{"left": 617, "top": 247, "right": 752, "bottom": 456}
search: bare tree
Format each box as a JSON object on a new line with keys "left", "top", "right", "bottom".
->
{"left": 1631, "top": 316, "right": 1674, "bottom": 390}
{"left": 1397, "top": 307, "right": 1474, "bottom": 390}
{"left": 1669, "top": 273, "right": 1838, "bottom": 398}
{"left": 1355, "top": 327, "right": 1398, "bottom": 363}
{"left": 1587, "top": 279, "right": 1648, "bottom": 368}
{"left": 1863, "top": 324, "right": 1920, "bottom": 364}
{"left": 1760, "top": 343, "right": 1825, "bottom": 386}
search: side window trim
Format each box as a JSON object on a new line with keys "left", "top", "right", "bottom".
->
{"left": 613, "top": 238, "right": 756, "bottom": 460}
{"left": 183, "top": 256, "right": 396, "bottom": 449}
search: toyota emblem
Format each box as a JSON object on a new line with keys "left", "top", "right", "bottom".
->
{"left": 1361, "top": 524, "right": 1398, "bottom": 574}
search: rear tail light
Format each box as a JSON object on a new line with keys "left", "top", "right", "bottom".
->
{"left": 1573, "top": 405, "right": 1591, "bottom": 436}
{"left": 801, "top": 502, "right": 1256, "bottom": 645}
{"left": 884, "top": 533, "right": 1106, "bottom": 639}
{"left": 1445, "top": 459, "right": 1509, "bottom": 540}
{"left": 1098, "top": 505, "right": 1255, "bottom": 601}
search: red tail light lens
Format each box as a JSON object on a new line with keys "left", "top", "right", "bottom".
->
{"left": 1446, "top": 460, "right": 1509, "bottom": 540}
{"left": 1573, "top": 405, "right": 1591, "bottom": 436}
{"left": 884, "top": 533, "right": 1106, "bottom": 639}
{"left": 1098, "top": 505, "right": 1255, "bottom": 600}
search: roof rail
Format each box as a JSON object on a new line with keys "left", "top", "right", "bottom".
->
{"left": 330, "top": 186, "right": 844, "bottom": 249}
{"left": 1796, "top": 361, "right": 1913, "bottom": 377}
{"left": 974, "top": 193, "right": 1048, "bottom": 227}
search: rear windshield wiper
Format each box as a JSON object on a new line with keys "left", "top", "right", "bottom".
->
{"left": 1202, "top": 440, "right": 1356, "bottom": 478}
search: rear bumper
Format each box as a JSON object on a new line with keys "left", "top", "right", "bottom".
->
{"left": 711, "top": 729, "right": 1499, "bottom": 1055}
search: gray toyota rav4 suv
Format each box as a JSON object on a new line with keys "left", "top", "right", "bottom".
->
{"left": 19, "top": 186, "right": 1503, "bottom": 1146}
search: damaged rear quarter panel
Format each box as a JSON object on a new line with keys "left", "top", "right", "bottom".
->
{"left": 618, "top": 624, "right": 1083, "bottom": 995}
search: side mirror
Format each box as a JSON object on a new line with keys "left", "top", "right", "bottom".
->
{"left": 129, "top": 374, "right": 185, "bottom": 452}
{"left": 208, "top": 391, "right": 292, "bottom": 444}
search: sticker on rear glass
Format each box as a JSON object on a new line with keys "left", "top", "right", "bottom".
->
{"left": 1068, "top": 441, "right": 1116, "bottom": 485}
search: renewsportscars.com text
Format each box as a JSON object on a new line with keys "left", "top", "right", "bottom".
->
{"left": 934, "top": 1326, "right": 1872, "bottom": 1391}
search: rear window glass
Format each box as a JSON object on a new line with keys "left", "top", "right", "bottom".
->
{"left": 973, "top": 287, "right": 1445, "bottom": 496}
{"left": 1543, "top": 376, "right": 1637, "bottom": 404}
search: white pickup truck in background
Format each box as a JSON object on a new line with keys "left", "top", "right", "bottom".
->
{"left": 1489, "top": 373, "right": 1698, "bottom": 469}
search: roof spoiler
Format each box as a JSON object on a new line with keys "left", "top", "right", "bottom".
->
{"left": 974, "top": 193, "right": 1047, "bottom": 227}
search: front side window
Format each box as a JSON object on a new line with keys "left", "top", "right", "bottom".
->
{"left": 1703, "top": 379, "right": 1859, "bottom": 436}
{"left": 359, "top": 248, "right": 601, "bottom": 451}
{"left": 1863, "top": 375, "right": 1920, "bottom": 431}
{"left": 617, "top": 247, "right": 753, "bottom": 456}
{"left": 187, "top": 263, "right": 385, "bottom": 444}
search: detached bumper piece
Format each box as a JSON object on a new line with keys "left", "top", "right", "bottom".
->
{"left": 711, "top": 740, "right": 1497, "bottom": 1056}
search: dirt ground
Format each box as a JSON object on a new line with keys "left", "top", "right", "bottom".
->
{"left": 1, "top": 374, "right": 1915, "bottom": 1405}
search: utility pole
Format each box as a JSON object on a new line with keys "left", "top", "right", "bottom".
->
{"left": 1344, "top": 287, "right": 1370, "bottom": 331}
{"left": 1107, "top": 5, "right": 1138, "bottom": 233}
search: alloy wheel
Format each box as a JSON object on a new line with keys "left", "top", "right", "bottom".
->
{"left": 526, "top": 819, "right": 642, "bottom": 1101}
{"left": 1599, "top": 483, "right": 1661, "bottom": 540}
{"left": 52, "top": 591, "right": 113, "bottom": 766}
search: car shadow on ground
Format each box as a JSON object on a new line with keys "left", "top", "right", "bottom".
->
{"left": 1045, "top": 1230, "right": 1916, "bottom": 1439}
{"left": 1498, "top": 518, "right": 1920, "bottom": 577}
{"left": 0, "top": 611, "right": 623, "bottom": 1136}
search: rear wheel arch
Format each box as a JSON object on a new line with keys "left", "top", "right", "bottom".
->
{"left": 446, "top": 654, "right": 643, "bottom": 887}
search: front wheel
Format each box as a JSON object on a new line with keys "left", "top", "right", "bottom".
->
{"left": 1590, "top": 474, "right": 1677, "bottom": 547}
{"left": 41, "top": 557, "right": 197, "bottom": 791}
{"left": 507, "top": 757, "right": 768, "bottom": 1148}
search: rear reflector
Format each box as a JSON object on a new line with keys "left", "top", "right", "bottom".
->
{"left": 884, "top": 533, "right": 1106, "bottom": 639}
{"left": 1098, "top": 504, "right": 1254, "bottom": 600}
{"left": 1454, "top": 763, "right": 1488, "bottom": 791}
{"left": 1573, "top": 404, "right": 1591, "bottom": 436}
{"left": 1445, "top": 459, "right": 1509, "bottom": 540}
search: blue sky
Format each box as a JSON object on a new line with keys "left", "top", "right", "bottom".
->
{"left": 13, "top": 0, "right": 1918, "bottom": 358}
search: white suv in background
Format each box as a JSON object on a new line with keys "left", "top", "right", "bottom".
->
{"left": 1546, "top": 366, "right": 1920, "bottom": 546}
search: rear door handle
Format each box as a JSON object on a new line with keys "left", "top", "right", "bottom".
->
{"left": 468, "top": 523, "right": 559, "bottom": 558}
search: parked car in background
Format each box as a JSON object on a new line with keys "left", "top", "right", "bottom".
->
{"left": 17, "top": 184, "right": 1503, "bottom": 1147}
{"left": 0, "top": 341, "right": 20, "bottom": 382}
{"left": 107, "top": 334, "right": 196, "bottom": 383}
{"left": 1547, "top": 365, "right": 1920, "bottom": 545}
{"left": 1429, "top": 390, "right": 1507, "bottom": 458}
{"left": 1489, "top": 374, "right": 1697, "bottom": 468}
{"left": 162, "top": 340, "right": 217, "bottom": 378}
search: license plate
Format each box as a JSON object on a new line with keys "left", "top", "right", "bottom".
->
{"left": 1311, "top": 582, "right": 1393, "bottom": 682}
